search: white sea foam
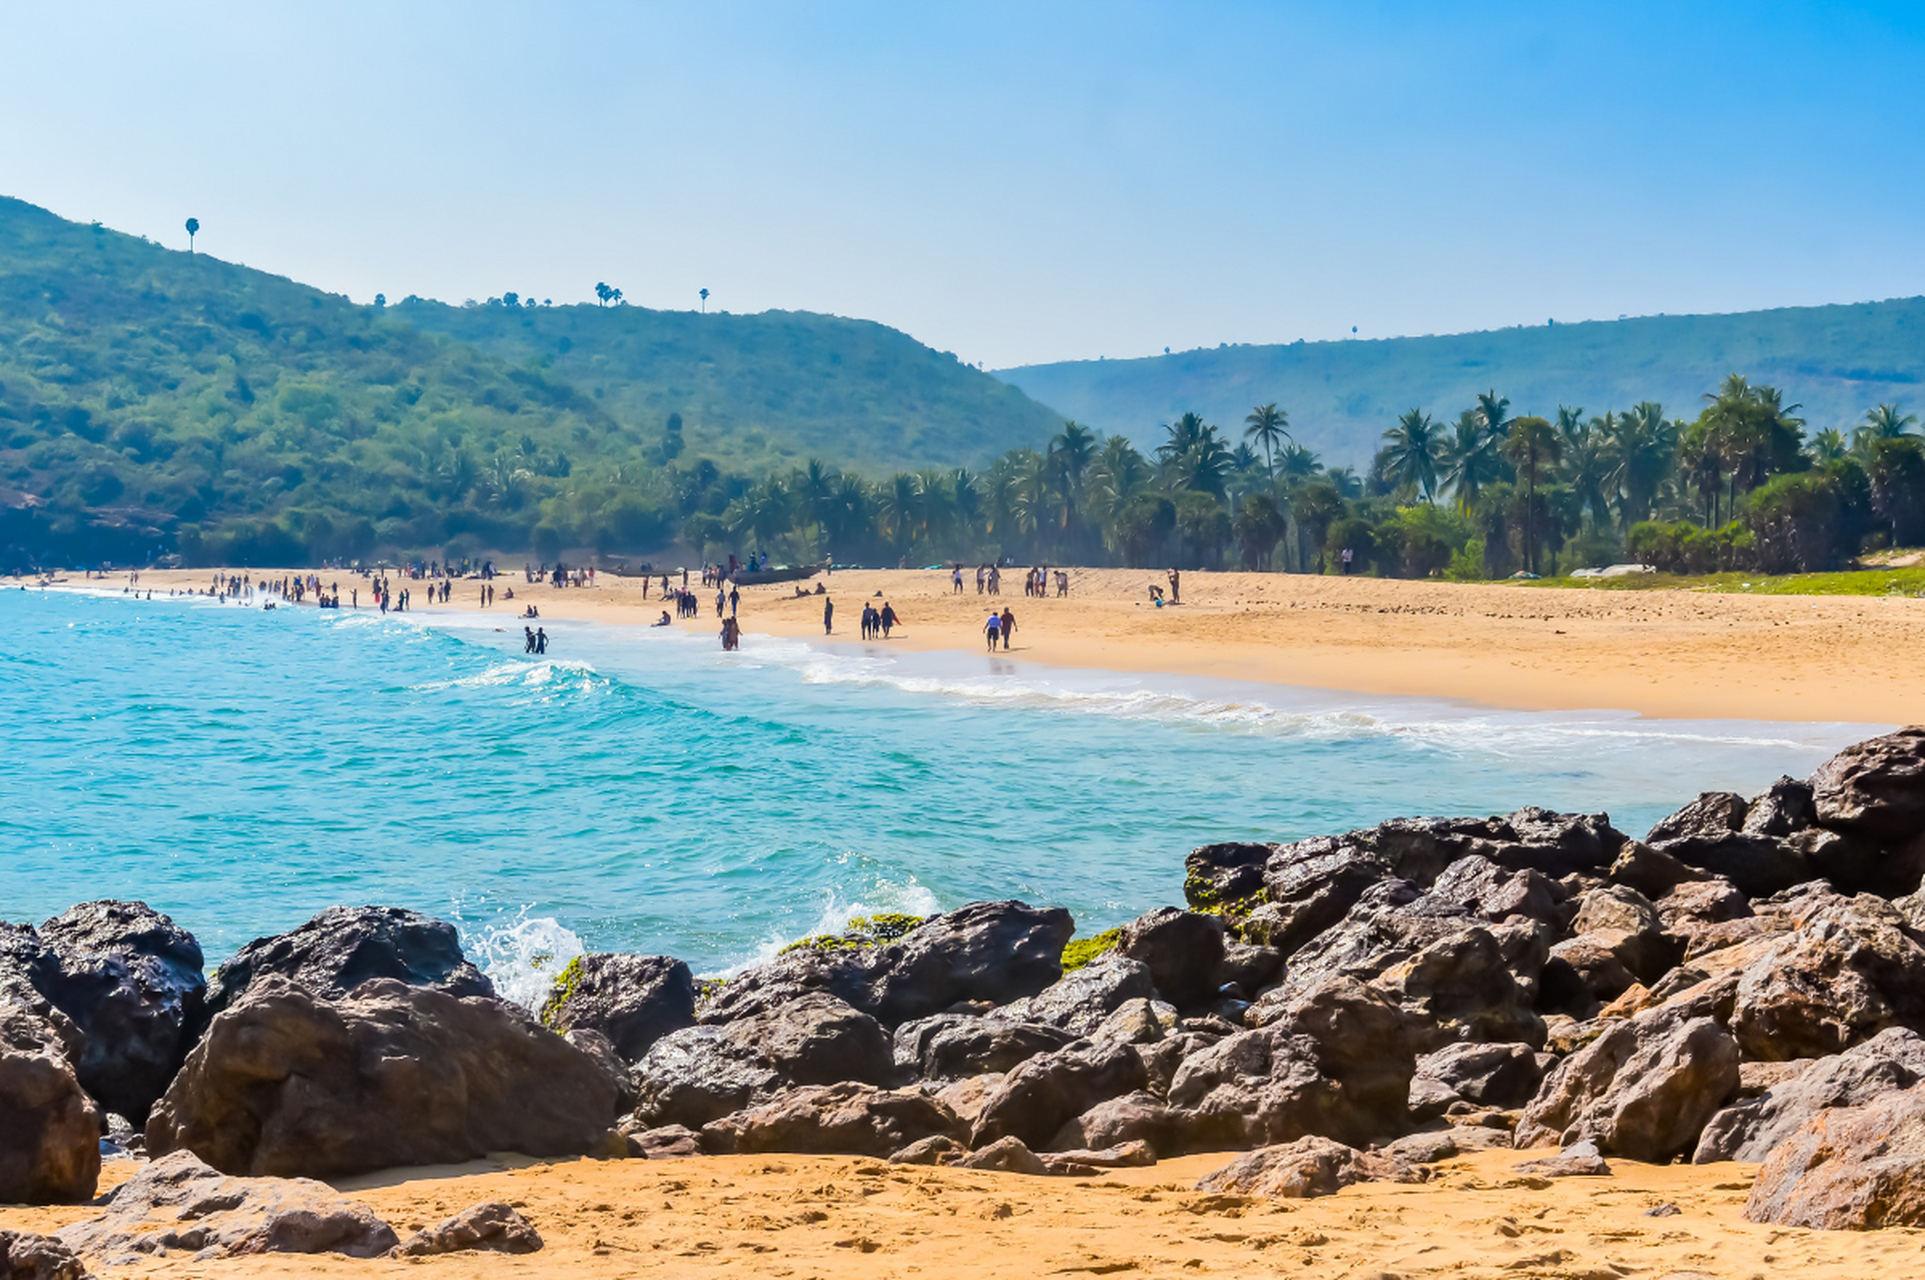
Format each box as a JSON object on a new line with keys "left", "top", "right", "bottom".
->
{"left": 713, "top": 877, "right": 944, "bottom": 979}
{"left": 465, "top": 909, "right": 587, "bottom": 1011}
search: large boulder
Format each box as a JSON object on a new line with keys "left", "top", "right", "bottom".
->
{"left": 202, "top": 906, "right": 493, "bottom": 1022}
{"left": 630, "top": 992, "right": 894, "bottom": 1128}
{"left": 1257, "top": 976, "right": 1419, "bottom": 1127}
{"left": 146, "top": 976, "right": 620, "bottom": 1177}
{"left": 1422, "top": 856, "right": 1565, "bottom": 928}
{"left": 1192, "top": 1136, "right": 1412, "bottom": 1199}
{"left": 1744, "top": 1084, "right": 1925, "bottom": 1229}
{"left": 1248, "top": 838, "right": 1393, "bottom": 957}
{"left": 700, "top": 1082, "right": 966, "bottom": 1156}
{"left": 1728, "top": 892, "right": 1925, "bottom": 1061}
{"left": 892, "top": 1014, "right": 1076, "bottom": 1082}
{"left": 56, "top": 1150, "right": 397, "bottom": 1264}
{"left": 1408, "top": 1041, "right": 1544, "bottom": 1119}
{"left": 0, "top": 1230, "right": 87, "bottom": 1280}
{"left": 998, "top": 955, "right": 1154, "bottom": 1035}
{"left": 0, "top": 1007, "right": 99, "bottom": 1205}
{"left": 971, "top": 1038, "right": 1148, "bottom": 1149}
{"left": 1183, "top": 841, "right": 1275, "bottom": 908}
{"left": 695, "top": 945, "right": 879, "bottom": 1023}
{"left": 31, "top": 901, "right": 206, "bottom": 1126}
{"left": 867, "top": 901, "right": 1073, "bottom": 1027}
{"left": 1516, "top": 1002, "right": 1739, "bottom": 1161}
{"left": 1696, "top": 1027, "right": 1925, "bottom": 1162}
{"left": 1166, "top": 1030, "right": 1362, "bottom": 1150}
{"left": 1115, "top": 908, "right": 1225, "bottom": 1008}
{"left": 393, "top": 1202, "right": 543, "bottom": 1257}
{"left": 1047, "top": 1091, "right": 1188, "bottom": 1155}
{"left": 1645, "top": 793, "right": 1812, "bottom": 897}
{"left": 1744, "top": 775, "right": 1818, "bottom": 838}
{"left": 539, "top": 953, "right": 695, "bottom": 1063}
{"left": 1567, "top": 886, "right": 1678, "bottom": 983}
{"left": 1809, "top": 728, "right": 1925, "bottom": 845}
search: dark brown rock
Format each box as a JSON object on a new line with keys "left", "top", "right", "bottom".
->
{"left": 1424, "top": 856, "right": 1565, "bottom": 927}
{"left": 202, "top": 906, "right": 492, "bottom": 1025}
{"left": 888, "top": 1133, "right": 967, "bottom": 1165}
{"left": 1744, "top": 1084, "right": 1925, "bottom": 1228}
{"left": 1116, "top": 908, "right": 1225, "bottom": 1008}
{"left": 0, "top": 1007, "right": 99, "bottom": 1205}
{"left": 1046, "top": 1091, "right": 1187, "bottom": 1155}
{"left": 1695, "top": 1027, "right": 1925, "bottom": 1162}
{"left": 1514, "top": 1139, "right": 1611, "bottom": 1178}
{"left": 632, "top": 992, "right": 893, "bottom": 1128}
{"left": 1729, "top": 892, "right": 1925, "bottom": 1061}
{"left": 539, "top": 953, "right": 695, "bottom": 1063}
{"left": 146, "top": 976, "right": 620, "bottom": 1178}
{"left": 0, "top": 1230, "right": 88, "bottom": 1280}
{"left": 1408, "top": 1042, "right": 1543, "bottom": 1120}
{"left": 1646, "top": 792, "right": 1813, "bottom": 897}
{"left": 868, "top": 901, "right": 1074, "bottom": 1027}
{"left": 1183, "top": 841, "right": 1275, "bottom": 908}
{"left": 31, "top": 901, "right": 206, "bottom": 1127}
{"left": 1249, "top": 838, "right": 1392, "bottom": 956}
{"left": 1515, "top": 1003, "right": 1739, "bottom": 1161}
{"left": 56, "top": 1150, "right": 398, "bottom": 1265}
{"left": 997, "top": 955, "right": 1154, "bottom": 1036}
{"left": 972, "top": 1038, "right": 1148, "bottom": 1149}
{"left": 1744, "top": 775, "right": 1817, "bottom": 838}
{"left": 700, "top": 1082, "right": 964, "bottom": 1156}
{"left": 1609, "top": 841, "right": 1710, "bottom": 898}
{"left": 392, "top": 1202, "right": 542, "bottom": 1257}
{"left": 891, "top": 1014, "right": 1076, "bottom": 1081}
{"left": 957, "top": 1134, "right": 1049, "bottom": 1174}
{"left": 1809, "top": 728, "right": 1925, "bottom": 845}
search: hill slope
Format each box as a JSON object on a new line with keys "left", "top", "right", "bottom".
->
{"left": 402, "top": 300, "right": 1065, "bottom": 475}
{"left": 0, "top": 196, "right": 1065, "bottom": 566}
{"left": 999, "top": 300, "right": 1925, "bottom": 465}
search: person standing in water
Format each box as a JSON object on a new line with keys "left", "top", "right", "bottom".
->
{"left": 999, "top": 606, "right": 1015, "bottom": 650}
{"left": 524, "top": 626, "right": 536, "bottom": 653}
{"left": 823, "top": 597, "right": 834, "bottom": 635}
{"left": 535, "top": 627, "right": 548, "bottom": 654}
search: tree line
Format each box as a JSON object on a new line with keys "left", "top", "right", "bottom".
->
{"left": 668, "top": 375, "right": 1925, "bottom": 578}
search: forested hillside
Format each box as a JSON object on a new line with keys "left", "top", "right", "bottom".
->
{"left": 1000, "top": 300, "right": 1925, "bottom": 466}
{"left": 403, "top": 300, "right": 1062, "bottom": 474}
{"left": 0, "top": 197, "right": 1063, "bottom": 568}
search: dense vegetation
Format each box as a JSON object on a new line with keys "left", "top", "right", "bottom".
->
{"left": 1001, "top": 299, "right": 1925, "bottom": 469}
{"left": 0, "top": 197, "right": 1060, "bottom": 569}
{"left": 701, "top": 377, "right": 1924, "bottom": 579}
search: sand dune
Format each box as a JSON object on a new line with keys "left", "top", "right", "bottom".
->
{"left": 6, "top": 1147, "right": 1913, "bottom": 1278}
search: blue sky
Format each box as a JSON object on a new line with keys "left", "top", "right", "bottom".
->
{"left": 2, "top": 2, "right": 1922, "bottom": 368}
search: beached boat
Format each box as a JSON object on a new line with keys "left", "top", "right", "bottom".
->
{"left": 732, "top": 565, "right": 821, "bottom": 585}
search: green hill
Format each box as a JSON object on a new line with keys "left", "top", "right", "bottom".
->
{"left": 401, "top": 299, "right": 1063, "bottom": 475}
{"left": 998, "top": 300, "right": 1925, "bottom": 465}
{"left": 0, "top": 196, "right": 1064, "bottom": 567}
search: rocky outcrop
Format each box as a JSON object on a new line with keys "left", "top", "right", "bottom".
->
{"left": 1183, "top": 841, "right": 1274, "bottom": 908}
{"left": 0, "top": 1007, "right": 100, "bottom": 1205}
{"left": 1193, "top": 1136, "right": 1415, "bottom": 1199}
{"left": 1116, "top": 908, "right": 1224, "bottom": 1008}
{"left": 868, "top": 901, "right": 1073, "bottom": 1026}
{"left": 998, "top": 956, "right": 1154, "bottom": 1036}
{"left": 1408, "top": 1042, "right": 1543, "bottom": 1119}
{"left": 957, "top": 1134, "right": 1049, "bottom": 1174}
{"left": 700, "top": 1082, "right": 964, "bottom": 1156}
{"left": 57, "top": 1150, "right": 399, "bottom": 1264}
{"left": 1696, "top": 1027, "right": 1925, "bottom": 1162}
{"left": 1516, "top": 1003, "right": 1739, "bottom": 1161}
{"left": 202, "top": 905, "right": 492, "bottom": 1022}
{"left": 393, "top": 1202, "right": 543, "bottom": 1257}
{"left": 0, "top": 1231, "right": 88, "bottom": 1280}
{"left": 540, "top": 953, "right": 695, "bottom": 1063}
{"left": 1047, "top": 1091, "right": 1187, "bottom": 1155}
{"left": 1248, "top": 839, "right": 1392, "bottom": 957}
{"left": 1745, "top": 1085, "right": 1925, "bottom": 1229}
{"left": 147, "top": 976, "right": 620, "bottom": 1177}
{"left": 631, "top": 992, "right": 894, "bottom": 1128}
{"left": 892, "top": 1014, "right": 1075, "bottom": 1082}
{"left": 1644, "top": 792, "right": 1812, "bottom": 897}
{"left": 30, "top": 901, "right": 206, "bottom": 1126}
{"left": 972, "top": 1037, "right": 1148, "bottom": 1149}
{"left": 1809, "top": 728, "right": 1925, "bottom": 845}
{"left": 1728, "top": 892, "right": 1925, "bottom": 1061}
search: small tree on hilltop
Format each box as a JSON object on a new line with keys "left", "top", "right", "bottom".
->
{"left": 185, "top": 217, "right": 199, "bottom": 252}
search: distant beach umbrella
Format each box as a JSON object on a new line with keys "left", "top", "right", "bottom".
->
{"left": 185, "top": 217, "right": 199, "bottom": 252}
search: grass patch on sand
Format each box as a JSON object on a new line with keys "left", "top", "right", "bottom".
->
{"left": 1523, "top": 565, "right": 1925, "bottom": 597}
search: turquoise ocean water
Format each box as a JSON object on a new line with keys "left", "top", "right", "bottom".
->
{"left": 0, "top": 587, "right": 1885, "bottom": 1004}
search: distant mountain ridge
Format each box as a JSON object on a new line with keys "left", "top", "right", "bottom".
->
{"left": 997, "top": 299, "right": 1925, "bottom": 464}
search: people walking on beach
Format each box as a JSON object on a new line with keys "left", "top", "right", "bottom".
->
{"left": 880, "top": 602, "right": 899, "bottom": 638}
{"left": 983, "top": 610, "right": 1001, "bottom": 651}
{"left": 728, "top": 585, "right": 739, "bottom": 616}
{"left": 987, "top": 566, "right": 1001, "bottom": 595}
{"left": 952, "top": 566, "right": 963, "bottom": 593}
{"left": 1055, "top": 570, "right": 1069, "bottom": 597}
{"left": 975, "top": 565, "right": 986, "bottom": 594}
{"left": 823, "top": 597, "right": 834, "bottom": 635}
{"left": 999, "top": 606, "right": 1015, "bottom": 650}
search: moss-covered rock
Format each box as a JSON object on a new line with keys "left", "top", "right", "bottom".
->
{"left": 538, "top": 956, "right": 587, "bottom": 1031}
{"left": 1060, "top": 928, "right": 1122, "bottom": 973}
{"left": 778, "top": 913, "right": 929, "bottom": 957}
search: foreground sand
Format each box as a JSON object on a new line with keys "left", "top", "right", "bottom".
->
{"left": 2, "top": 1148, "right": 1909, "bottom": 1278}
{"left": 41, "top": 565, "right": 1925, "bottom": 722}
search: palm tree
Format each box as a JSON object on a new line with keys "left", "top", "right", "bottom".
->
{"left": 1380, "top": 408, "right": 1444, "bottom": 501}
{"left": 1275, "top": 443, "right": 1323, "bottom": 482}
{"left": 1242, "top": 404, "right": 1290, "bottom": 477}
{"left": 1858, "top": 402, "right": 1918, "bottom": 448}
{"left": 1442, "top": 409, "right": 1503, "bottom": 511}
{"left": 595, "top": 282, "right": 611, "bottom": 307}
{"left": 1604, "top": 402, "right": 1679, "bottom": 529}
{"left": 1558, "top": 408, "right": 1611, "bottom": 534}
{"left": 1157, "top": 412, "right": 1213, "bottom": 464}
{"left": 1503, "top": 416, "right": 1562, "bottom": 573}
{"left": 1809, "top": 427, "right": 1850, "bottom": 463}
{"left": 1476, "top": 390, "right": 1512, "bottom": 439}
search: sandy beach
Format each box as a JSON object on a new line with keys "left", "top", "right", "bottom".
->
{"left": 4, "top": 1146, "right": 1910, "bottom": 1279}
{"left": 40, "top": 565, "right": 1925, "bottom": 723}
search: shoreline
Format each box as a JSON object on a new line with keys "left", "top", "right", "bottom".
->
{"left": 25, "top": 564, "right": 1925, "bottom": 723}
